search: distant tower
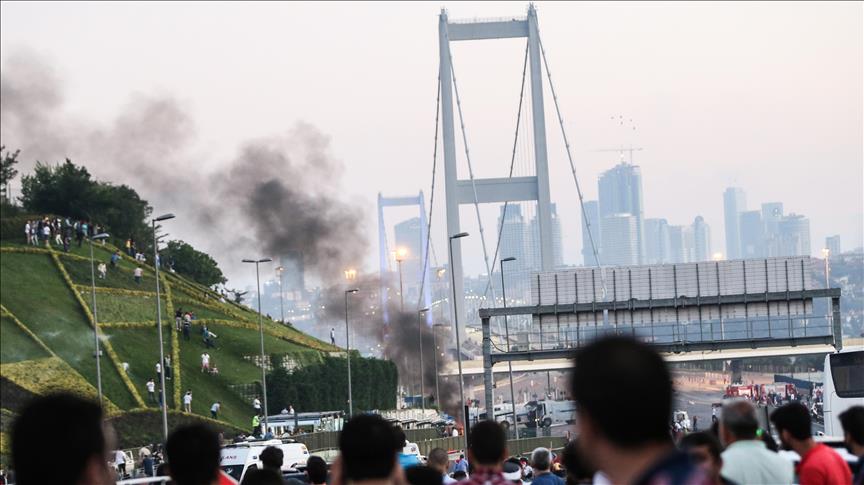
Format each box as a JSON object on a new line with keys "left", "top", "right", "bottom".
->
{"left": 692, "top": 216, "right": 711, "bottom": 262}
{"left": 739, "top": 210, "right": 764, "bottom": 259}
{"left": 825, "top": 235, "right": 841, "bottom": 256}
{"left": 598, "top": 163, "right": 645, "bottom": 264}
{"left": 600, "top": 214, "right": 638, "bottom": 266}
{"left": 723, "top": 187, "right": 746, "bottom": 259}
{"left": 644, "top": 218, "right": 671, "bottom": 264}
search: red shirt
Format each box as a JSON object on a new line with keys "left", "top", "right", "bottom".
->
{"left": 797, "top": 443, "right": 852, "bottom": 485}
{"left": 459, "top": 468, "right": 510, "bottom": 485}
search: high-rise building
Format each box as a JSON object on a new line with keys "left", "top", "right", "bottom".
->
{"left": 668, "top": 225, "right": 686, "bottom": 264}
{"left": 692, "top": 215, "right": 711, "bottom": 262}
{"left": 778, "top": 214, "right": 811, "bottom": 257}
{"left": 761, "top": 202, "right": 784, "bottom": 256}
{"left": 497, "top": 204, "right": 529, "bottom": 271}
{"left": 644, "top": 218, "right": 671, "bottom": 264}
{"left": 598, "top": 163, "right": 645, "bottom": 264}
{"left": 825, "top": 235, "right": 841, "bottom": 256}
{"left": 723, "top": 188, "right": 746, "bottom": 259}
{"left": 600, "top": 213, "right": 638, "bottom": 266}
{"left": 581, "top": 200, "right": 602, "bottom": 266}
{"left": 394, "top": 217, "right": 424, "bottom": 300}
{"left": 529, "top": 203, "right": 564, "bottom": 269}
{"left": 739, "top": 210, "right": 764, "bottom": 259}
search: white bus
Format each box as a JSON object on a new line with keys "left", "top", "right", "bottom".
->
{"left": 822, "top": 348, "right": 864, "bottom": 437}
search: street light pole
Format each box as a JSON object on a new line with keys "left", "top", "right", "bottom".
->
{"left": 243, "top": 257, "right": 273, "bottom": 433}
{"left": 448, "top": 232, "right": 469, "bottom": 445}
{"left": 418, "top": 308, "right": 429, "bottom": 411}
{"left": 276, "top": 266, "right": 285, "bottom": 325}
{"left": 153, "top": 213, "right": 175, "bottom": 442}
{"left": 345, "top": 289, "right": 359, "bottom": 417}
{"left": 499, "top": 256, "right": 518, "bottom": 436}
{"left": 88, "top": 232, "right": 110, "bottom": 405}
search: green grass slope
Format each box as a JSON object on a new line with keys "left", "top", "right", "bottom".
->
{"left": 0, "top": 239, "right": 338, "bottom": 438}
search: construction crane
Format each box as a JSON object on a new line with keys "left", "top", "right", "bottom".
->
{"left": 595, "top": 146, "right": 644, "bottom": 165}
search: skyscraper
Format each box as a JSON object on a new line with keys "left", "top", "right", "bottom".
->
{"left": 644, "top": 218, "right": 671, "bottom": 264}
{"left": 497, "top": 204, "right": 528, "bottom": 271}
{"left": 581, "top": 200, "right": 602, "bottom": 266}
{"left": 761, "top": 202, "right": 784, "bottom": 256}
{"left": 668, "top": 225, "right": 686, "bottom": 264}
{"left": 692, "top": 216, "right": 711, "bottom": 262}
{"left": 739, "top": 210, "right": 764, "bottom": 259}
{"left": 529, "top": 203, "right": 564, "bottom": 269}
{"left": 723, "top": 187, "right": 746, "bottom": 259}
{"left": 778, "top": 214, "right": 811, "bottom": 257}
{"left": 598, "top": 163, "right": 645, "bottom": 264}
{"left": 394, "top": 217, "right": 424, "bottom": 299}
{"left": 600, "top": 214, "right": 638, "bottom": 266}
{"left": 825, "top": 235, "right": 841, "bottom": 256}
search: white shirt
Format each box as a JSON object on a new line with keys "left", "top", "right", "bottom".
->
{"left": 146, "top": 381, "right": 155, "bottom": 392}
{"left": 134, "top": 268, "right": 143, "bottom": 277}
{"left": 155, "top": 363, "right": 161, "bottom": 373}
{"left": 721, "top": 440, "right": 794, "bottom": 485}
{"left": 184, "top": 393, "right": 192, "bottom": 405}
{"left": 201, "top": 354, "right": 210, "bottom": 364}
{"left": 253, "top": 399, "right": 261, "bottom": 409}
{"left": 211, "top": 403, "right": 220, "bottom": 412}
{"left": 115, "top": 450, "right": 126, "bottom": 464}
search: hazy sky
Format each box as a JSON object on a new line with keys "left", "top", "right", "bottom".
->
{"left": 2, "top": 1, "right": 861, "bottom": 284}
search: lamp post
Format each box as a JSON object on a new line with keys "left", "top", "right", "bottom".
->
{"left": 243, "top": 257, "right": 273, "bottom": 432}
{"left": 275, "top": 266, "right": 285, "bottom": 325}
{"left": 448, "top": 231, "right": 469, "bottom": 444}
{"left": 432, "top": 323, "right": 446, "bottom": 409}
{"left": 344, "top": 288, "right": 359, "bottom": 417}
{"left": 418, "top": 308, "right": 429, "bottom": 411}
{"left": 821, "top": 248, "right": 831, "bottom": 288}
{"left": 88, "top": 232, "right": 110, "bottom": 405}
{"left": 395, "top": 248, "right": 407, "bottom": 313}
{"left": 499, "top": 256, "right": 519, "bottom": 436}
{"left": 152, "top": 213, "right": 175, "bottom": 441}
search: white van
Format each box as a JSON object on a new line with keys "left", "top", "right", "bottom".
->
{"left": 220, "top": 439, "right": 310, "bottom": 482}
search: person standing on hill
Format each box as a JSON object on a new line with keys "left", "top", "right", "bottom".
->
{"left": 183, "top": 390, "right": 193, "bottom": 413}
{"left": 133, "top": 266, "right": 143, "bottom": 284}
{"left": 210, "top": 402, "right": 221, "bottom": 420}
{"left": 97, "top": 262, "right": 107, "bottom": 279}
{"left": 146, "top": 379, "right": 156, "bottom": 404}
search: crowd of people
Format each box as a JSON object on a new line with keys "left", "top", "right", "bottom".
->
{"left": 4, "top": 336, "right": 863, "bottom": 485}
{"left": 23, "top": 217, "right": 104, "bottom": 251}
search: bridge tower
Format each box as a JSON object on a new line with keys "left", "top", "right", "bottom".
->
{"left": 377, "top": 192, "right": 432, "bottom": 325}
{"left": 439, "top": 4, "right": 554, "bottom": 340}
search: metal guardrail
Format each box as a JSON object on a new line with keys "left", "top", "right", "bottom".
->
{"left": 293, "top": 427, "right": 441, "bottom": 452}
{"left": 415, "top": 435, "right": 568, "bottom": 457}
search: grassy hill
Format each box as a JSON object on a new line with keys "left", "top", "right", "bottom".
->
{"left": 0, "top": 235, "right": 339, "bottom": 459}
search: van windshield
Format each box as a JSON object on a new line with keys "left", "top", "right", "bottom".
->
{"left": 221, "top": 465, "right": 245, "bottom": 481}
{"left": 830, "top": 351, "right": 864, "bottom": 398}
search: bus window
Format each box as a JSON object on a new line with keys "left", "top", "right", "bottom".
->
{"left": 829, "top": 352, "right": 864, "bottom": 398}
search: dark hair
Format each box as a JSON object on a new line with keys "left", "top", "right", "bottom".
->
{"left": 306, "top": 455, "right": 328, "bottom": 484}
{"left": 452, "top": 470, "right": 468, "bottom": 480}
{"left": 679, "top": 432, "right": 722, "bottom": 461}
{"left": 770, "top": 403, "right": 811, "bottom": 441}
{"left": 405, "top": 465, "right": 444, "bottom": 485}
{"left": 395, "top": 426, "right": 407, "bottom": 445}
{"left": 560, "top": 439, "right": 594, "bottom": 483}
{"left": 720, "top": 400, "right": 758, "bottom": 440}
{"left": 12, "top": 394, "right": 106, "bottom": 485}
{"left": 339, "top": 414, "right": 402, "bottom": 481}
{"left": 839, "top": 406, "right": 864, "bottom": 446}
{"left": 468, "top": 420, "right": 507, "bottom": 466}
{"left": 166, "top": 424, "right": 221, "bottom": 485}
{"left": 427, "top": 448, "right": 450, "bottom": 469}
{"left": 259, "top": 446, "right": 283, "bottom": 470}
{"left": 241, "top": 468, "right": 284, "bottom": 485}
{"left": 570, "top": 336, "right": 672, "bottom": 447}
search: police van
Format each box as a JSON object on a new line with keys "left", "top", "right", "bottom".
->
{"left": 220, "top": 439, "right": 310, "bottom": 482}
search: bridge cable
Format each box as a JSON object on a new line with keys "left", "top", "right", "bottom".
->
{"left": 538, "top": 36, "right": 607, "bottom": 300}
{"left": 415, "top": 76, "right": 442, "bottom": 312}
{"left": 482, "top": 40, "right": 530, "bottom": 304}
{"left": 448, "top": 49, "right": 498, "bottom": 306}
